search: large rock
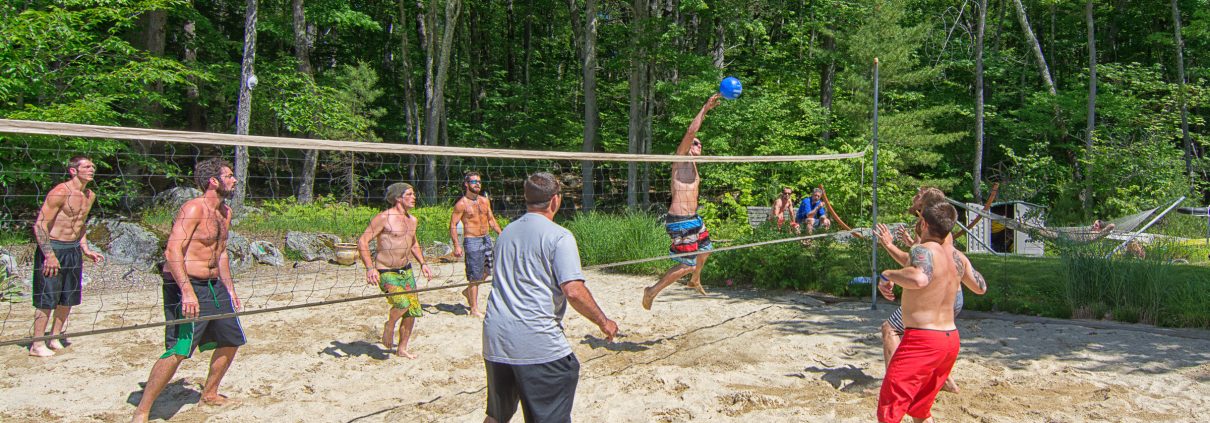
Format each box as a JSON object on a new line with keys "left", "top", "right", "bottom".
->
{"left": 0, "top": 248, "right": 16, "bottom": 277}
{"left": 423, "top": 241, "right": 453, "bottom": 259}
{"left": 151, "top": 187, "right": 203, "bottom": 210}
{"left": 226, "top": 231, "right": 253, "bottom": 274}
{"left": 285, "top": 231, "right": 341, "bottom": 262}
{"left": 88, "top": 220, "right": 161, "bottom": 271}
{"left": 250, "top": 240, "right": 285, "bottom": 267}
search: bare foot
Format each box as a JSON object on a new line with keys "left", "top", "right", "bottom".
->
{"left": 381, "top": 323, "right": 395, "bottom": 351}
{"left": 470, "top": 310, "right": 485, "bottom": 319}
{"left": 687, "top": 279, "right": 707, "bottom": 295}
{"left": 48, "top": 339, "right": 66, "bottom": 350}
{"left": 201, "top": 394, "right": 238, "bottom": 407}
{"left": 396, "top": 349, "right": 417, "bottom": 359}
{"left": 940, "top": 378, "right": 960, "bottom": 394}
{"left": 29, "top": 344, "right": 54, "bottom": 357}
{"left": 130, "top": 411, "right": 149, "bottom": 423}
{"left": 642, "top": 287, "right": 656, "bottom": 311}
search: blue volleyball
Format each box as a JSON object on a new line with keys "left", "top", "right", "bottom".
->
{"left": 719, "top": 76, "right": 743, "bottom": 99}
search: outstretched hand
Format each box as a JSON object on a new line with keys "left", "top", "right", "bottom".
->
{"left": 703, "top": 93, "right": 723, "bottom": 111}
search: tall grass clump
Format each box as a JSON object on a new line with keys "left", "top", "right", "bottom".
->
{"left": 564, "top": 211, "right": 668, "bottom": 274}
{"left": 1056, "top": 238, "right": 1191, "bottom": 325}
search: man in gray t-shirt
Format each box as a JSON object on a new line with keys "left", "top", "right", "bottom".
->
{"left": 482, "top": 172, "right": 617, "bottom": 423}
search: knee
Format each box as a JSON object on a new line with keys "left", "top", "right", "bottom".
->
{"left": 880, "top": 321, "right": 897, "bottom": 340}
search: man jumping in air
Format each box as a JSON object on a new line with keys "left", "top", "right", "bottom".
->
{"left": 642, "top": 93, "right": 722, "bottom": 310}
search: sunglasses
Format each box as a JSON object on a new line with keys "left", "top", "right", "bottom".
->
{"left": 467, "top": 180, "right": 481, "bottom": 185}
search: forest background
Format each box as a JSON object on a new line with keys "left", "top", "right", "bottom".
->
{"left": 1, "top": 0, "right": 1209, "bottom": 227}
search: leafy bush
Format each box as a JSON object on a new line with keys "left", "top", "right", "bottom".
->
{"left": 702, "top": 223, "right": 897, "bottom": 296}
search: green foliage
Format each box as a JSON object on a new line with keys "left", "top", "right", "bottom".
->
{"left": 236, "top": 196, "right": 462, "bottom": 245}
{"left": 563, "top": 211, "right": 669, "bottom": 274}
{"left": 1055, "top": 238, "right": 1210, "bottom": 327}
{"left": 0, "top": 263, "right": 24, "bottom": 303}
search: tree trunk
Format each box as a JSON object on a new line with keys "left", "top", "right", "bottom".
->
{"left": 234, "top": 0, "right": 258, "bottom": 212}
{"left": 1083, "top": 0, "right": 1097, "bottom": 211}
{"left": 712, "top": 17, "right": 724, "bottom": 69}
{"left": 1172, "top": 0, "right": 1193, "bottom": 193}
{"left": 820, "top": 25, "right": 836, "bottom": 141}
{"left": 141, "top": 10, "right": 167, "bottom": 126}
{"left": 580, "top": 0, "right": 600, "bottom": 210}
{"left": 183, "top": 18, "right": 204, "bottom": 131}
{"left": 421, "top": 0, "right": 437, "bottom": 201}
{"left": 974, "top": 0, "right": 987, "bottom": 203}
{"left": 523, "top": 0, "right": 533, "bottom": 85}
{"left": 506, "top": 0, "right": 516, "bottom": 82}
{"left": 1011, "top": 0, "right": 1056, "bottom": 96}
{"left": 627, "top": 0, "right": 646, "bottom": 209}
{"left": 422, "top": 0, "right": 461, "bottom": 203}
{"left": 293, "top": 0, "right": 319, "bottom": 204}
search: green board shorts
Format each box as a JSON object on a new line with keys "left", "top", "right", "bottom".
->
{"left": 161, "top": 272, "right": 246, "bottom": 359}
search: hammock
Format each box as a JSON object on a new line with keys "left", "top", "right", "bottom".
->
{"left": 944, "top": 198, "right": 1168, "bottom": 243}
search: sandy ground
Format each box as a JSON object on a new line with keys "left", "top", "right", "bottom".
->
{"left": 2, "top": 261, "right": 1209, "bottom": 422}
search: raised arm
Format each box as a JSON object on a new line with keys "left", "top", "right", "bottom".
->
{"left": 563, "top": 280, "right": 618, "bottom": 342}
{"left": 874, "top": 224, "right": 910, "bottom": 266}
{"left": 881, "top": 245, "right": 934, "bottom": 290}
{"left": 952, "top": 250, "right": 987, "bottom": 295}
{"left": 449, "top": 200, "right": 465, "bottom": 257}
{"left": 675, "top": 93, "right": 723, "bottom": 155}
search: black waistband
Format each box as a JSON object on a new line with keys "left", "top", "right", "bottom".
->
{"left": 161, "top": 271, "right": 220, "bottom": 285}
{"left": 378, "top": 264, "right": 413, "bottom": 274}
{"left": 904, "top": 327, "right": 959, "bottom": 333}
{"left": 666, "top": 213, "right": 700, "bottom": 223}
{"left": 48, "top": 240, "right": 81, "bottom": 249}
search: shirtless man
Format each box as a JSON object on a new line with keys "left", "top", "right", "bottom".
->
{"left": 132, "top": 158, "right": 244, "bottom": 423}
{"left": 29, "top": 156, "right": 105, "bottom": 357}
{"left": 873, "top": 187, "right": 986, "bottom": 394}
{"left": 642, "top": 93, "right": 722, "bottom": 310}
{"left": 450, "top": 172, "right": 503, "bottom": 318}
{"left": 876, "top": 202, "right": 986, "bottom": 423}
{"left": 771, "top": 187, "right": 797, "bottom": 233}
{"left": 359, "top": 182, "right": 433, "bottom": 358}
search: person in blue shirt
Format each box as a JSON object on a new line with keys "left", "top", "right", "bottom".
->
{"left": 795, "top": 188, "right": 832, "bottom": 234}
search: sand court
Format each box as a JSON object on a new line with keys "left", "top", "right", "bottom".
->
{"left": 2, "top": 263, "right": 1208, "bottom": 422}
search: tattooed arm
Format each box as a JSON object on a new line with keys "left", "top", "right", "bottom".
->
{"left": 879, "top": 244, "right": 934, "bottom": 289}
{"left": 953, "top": 250, "right": 988, "bottom": 295}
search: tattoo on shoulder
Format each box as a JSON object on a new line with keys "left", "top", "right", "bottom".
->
{"left": 910, "top": 245, "right": 934, "bottom": 281}
{"left": 973, "top": 270, "right": 987, "bottom": 291}
{"left": 952, "top": 251, "right": 965, "bottom": 279}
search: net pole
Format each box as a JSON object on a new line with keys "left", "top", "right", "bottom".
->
{"left": 870, "top": 57, "right": 881, "bottom": 310}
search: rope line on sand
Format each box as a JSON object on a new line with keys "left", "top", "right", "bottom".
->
{"left": 1, "top": 230, "right": 860, "bottom": 347}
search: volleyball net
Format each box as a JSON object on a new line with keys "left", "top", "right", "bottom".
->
{"left": 0, "top": 119, "right": 867, "bottom": 347}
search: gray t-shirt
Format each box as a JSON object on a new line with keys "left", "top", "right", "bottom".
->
{"left": 482, "top": 212, "right": 586, "bottom": 365}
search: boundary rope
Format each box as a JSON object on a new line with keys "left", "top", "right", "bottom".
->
{"left": 0, "top": 119, "right": 865, "bottom": 163}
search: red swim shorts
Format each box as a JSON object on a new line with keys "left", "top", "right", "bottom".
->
{"left": 877, "top": 328, "right": 960, "bottom": 423}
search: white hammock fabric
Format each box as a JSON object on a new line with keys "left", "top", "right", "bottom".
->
{"left": 946, "top": 199, "right": 1160, "bottom": 243}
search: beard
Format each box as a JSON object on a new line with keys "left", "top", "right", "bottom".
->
{"left": 216, "top": 185, "right": 235, "bottom": 199}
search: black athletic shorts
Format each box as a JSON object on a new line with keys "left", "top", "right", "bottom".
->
{"left": 161, "top": 272, "right": 246, "bottom": 359}
{"left": 31, "top": 240, "right": 84, "bottom": 309}
{"left": 485, "top": 354, "right": 580, "bottom": 423}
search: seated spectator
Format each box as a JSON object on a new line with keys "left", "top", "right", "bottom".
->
{"left": 795, "top": 188, "right": 832, "bottom": 235}
{"left": 772, "top": 187, "right": 797, "bottom": 233}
